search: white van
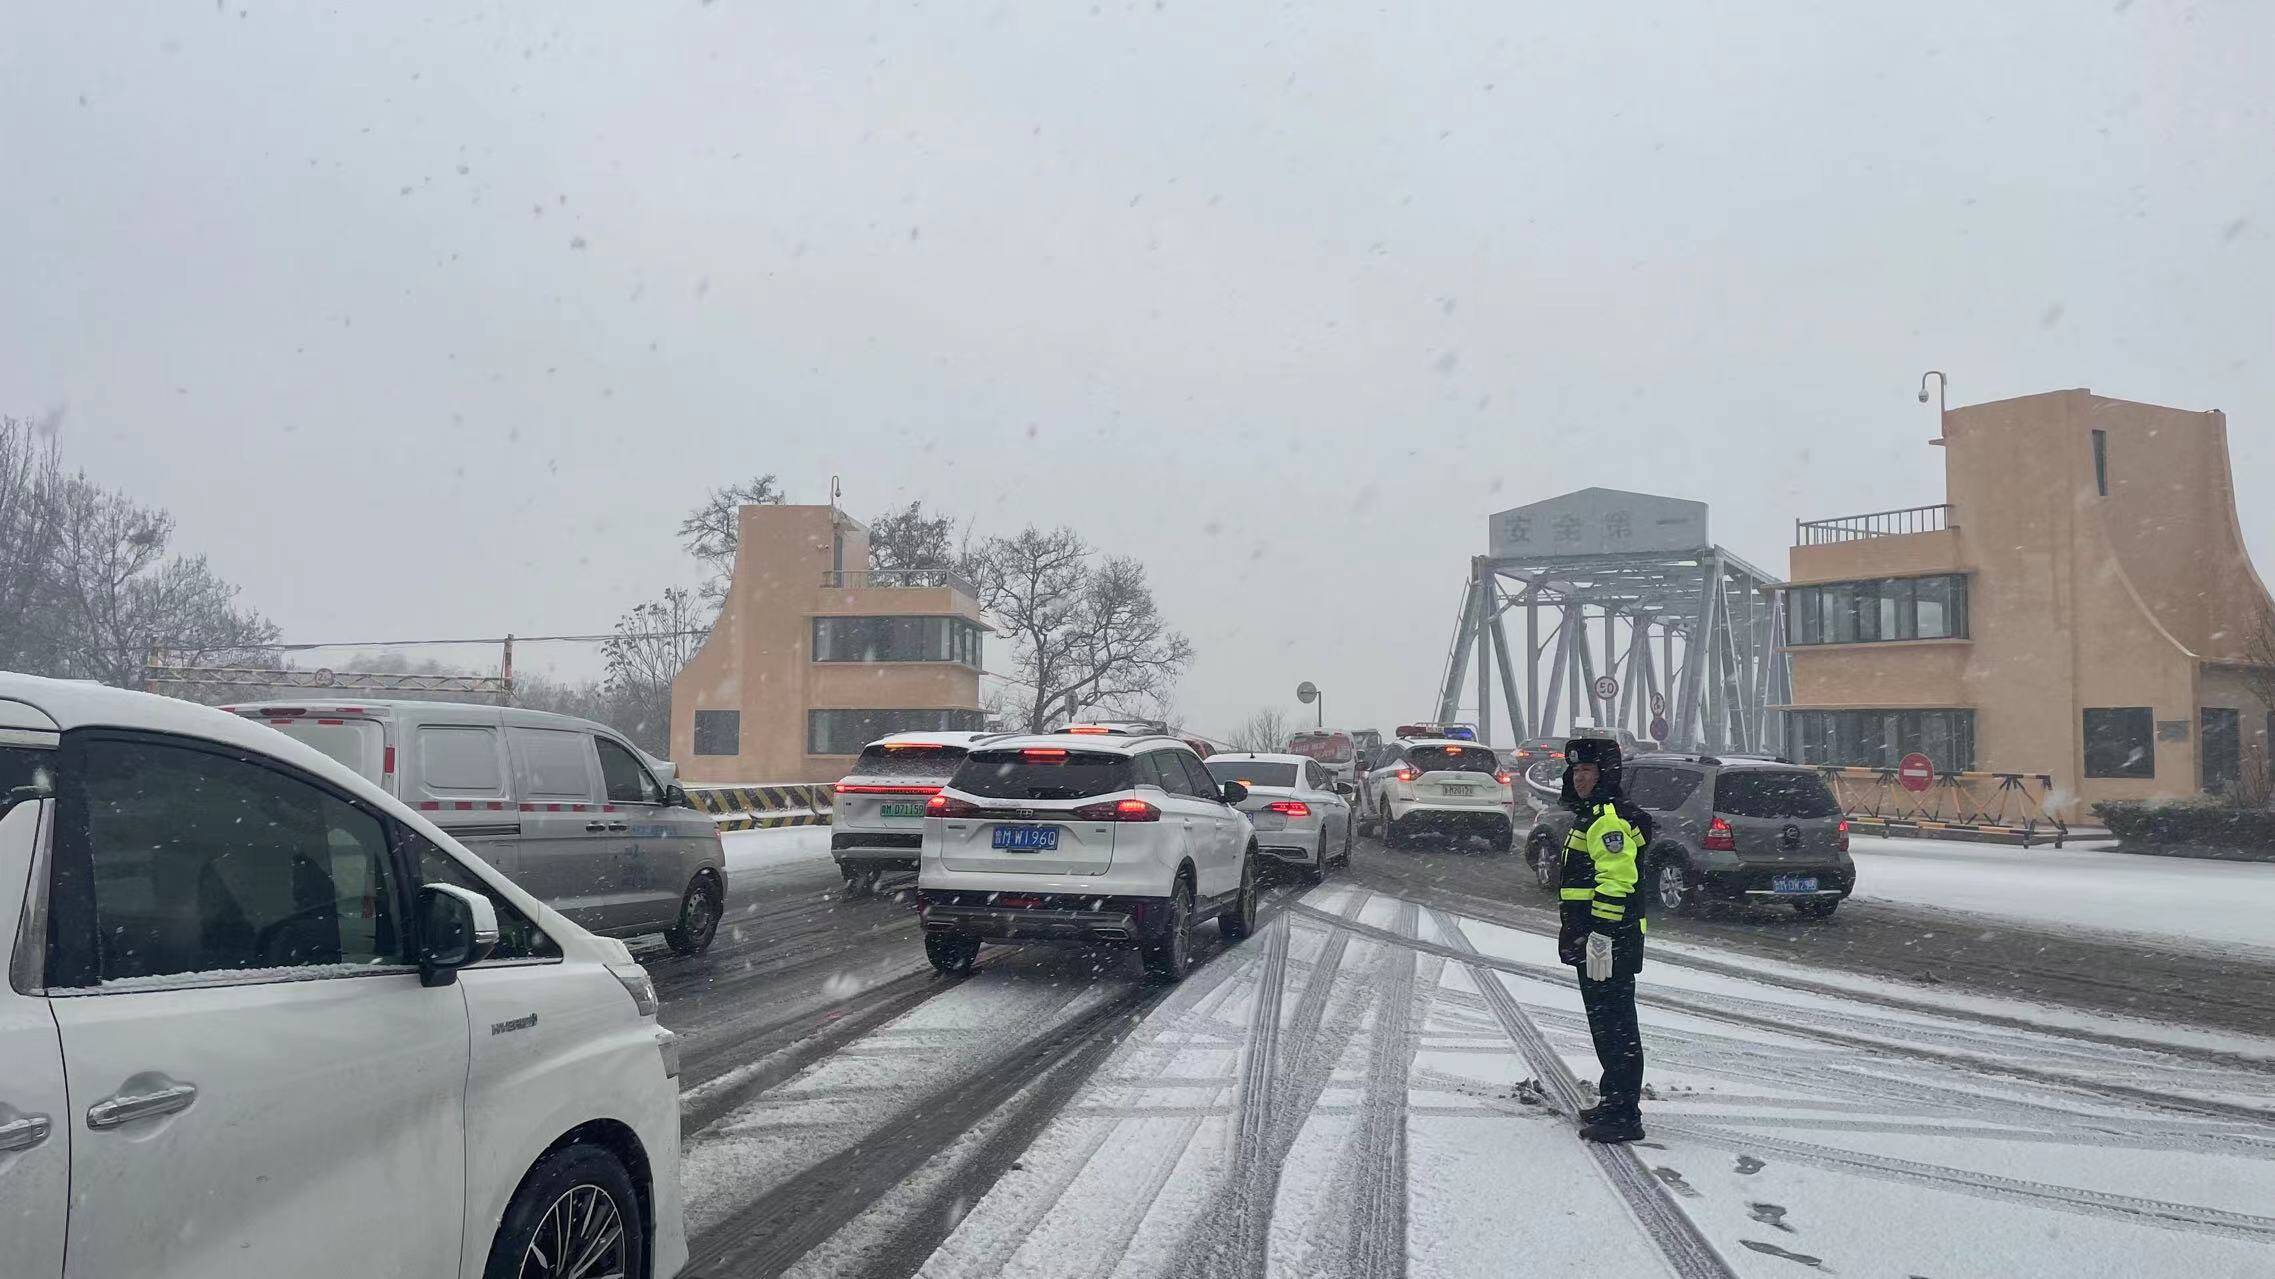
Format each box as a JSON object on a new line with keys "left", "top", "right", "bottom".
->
{"left": 220, "top": 698, "right": 727, "bottom": 956}
{"left": 2, "top": 673, "right": 687, "bottom": 1279}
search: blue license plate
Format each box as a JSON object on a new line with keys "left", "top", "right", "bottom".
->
{"left": 992, "top": 825, "right": 1060, "bottom": 852}
{"left": 1771, "top": 874, "right": 1819, "bottom": 894}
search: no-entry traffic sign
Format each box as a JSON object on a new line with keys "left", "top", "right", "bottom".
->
{"left": 1898, "top": 752, "right": 1935, "bottom": 792}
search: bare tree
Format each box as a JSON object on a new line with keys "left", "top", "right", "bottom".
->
{"left": 0, "top": 416, "right": 67, "bottom": 671}
{"left": 867, "top": 499, "right": 961, "bottom": 576}
{"left": 601, "top": 587, "right": 707, "bottom": 754}
{"left": 45, "top": 474, "right": 276, "bottom": 687}
{"left": 1229, "top": 707, "right": 1293, "bottom": 753}
{"left": 968, "top": 526, "right": 1194, "bottom": 731}
{"left": 678, "top": 475, "right": 783, "bottom": 605}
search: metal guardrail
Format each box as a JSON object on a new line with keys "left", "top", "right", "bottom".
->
{"left": 1816, "top": 765, "right": 2068, "bottom": 847}
{"left": 685, "top": 783, "right": 834, "bottom": 831}
{"left": 1795, "top": 503, "right": 1953, "bottom": 546}
{"left": 820, "top": 568, "right": 978, "bottom": 595}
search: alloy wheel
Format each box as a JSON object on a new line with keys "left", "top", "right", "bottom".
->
{"left": 518, "top": 1183, "right": 628, "bottom": 1279}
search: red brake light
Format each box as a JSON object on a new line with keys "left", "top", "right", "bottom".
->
{"left": 1494, "top": 771, "right": 1513, "bottom": 786}
{"left": 1705, "top": 816, "right": 1736, "bottom": 851}
{"left": 836, "top": 783, "right": 943, "bottom": 795}
{"left": 1022, "top": 748, "right": 1069, "bottom": 758}
{"left": 1065, "top": 725, "right": 1111, "bottom": 735}
{"left": 1072, "top": 798, "right": 1160, "bottom": 822}
{"left": 1266, "top": 800, "right": 1311, "bottom": 817}
{"left": 1837, "top": 819, "right": 1850, "bottom": 853}
{"left": 1395, "top": 768, "right": 1418, "bottom": 783}
{"left": 926, "top": 794, "right": 979, "bottom": 818}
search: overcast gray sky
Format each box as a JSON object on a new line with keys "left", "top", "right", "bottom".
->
{"left": 5, "top": 1, "right": 2272, "bottom": 736}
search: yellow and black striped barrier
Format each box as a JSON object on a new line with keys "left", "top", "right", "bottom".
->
{"left": 685, "top": 783, "right": 835, "bottom": 832}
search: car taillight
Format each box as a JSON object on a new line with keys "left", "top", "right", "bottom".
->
{"left": 1494, "top": 771, "right": 1513, "bottom": 786}
{"left": 1704, "top": 816, "right": 1736, "bottom": 851}
{"left": 926, "top": 794, "right": 979, "bottom": 818}
{"left": 1836, "top": 819, "right": 1850, "bottom": 853}
{"left": 1071, "top": 798, "right": 1160, "bottom": 822}
{"left": 837, "top": 783, "right": 944, "bottom": 795}
{"left": 1266, "top": 800, "right": 1311, "bottom": 817}
{"left": 1395, "top": 768, "right": 1417, "bottom": 783}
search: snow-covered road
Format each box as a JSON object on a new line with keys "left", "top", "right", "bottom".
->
{"left": 665, "top": 842, "right": 2275, "bottom": 1277}
{"left": 1847, "top": 835, "right": 2275, "bottom": 956}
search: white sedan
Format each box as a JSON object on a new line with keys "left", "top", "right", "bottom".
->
{"left": 1206, "top": 752, "right": 1355, "bottom": 882}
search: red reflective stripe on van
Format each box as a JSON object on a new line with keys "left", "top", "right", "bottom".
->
{"left": 454, "top": 802, "right": 475, "bottom": 811}
{"left": 602, "top": 804, "right": 617, "bottom": 813}
{"left": 316, "top": 719, "right": 344, "bottom": 726}
{"left": 382, "top": 746, "right": 395, "bottom": 776}
{"left": 418, "top": 802, "right": 441, "bottom": 811}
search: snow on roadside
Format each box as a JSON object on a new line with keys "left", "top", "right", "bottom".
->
{"left": 1847, "top": 835, "right": 2275, "bottom": 956}
{"left": 916, "top": 885, "right": 2275, "bottom": 1277}
{"left": 720, "top": 824, "right": 834, "bottom": 884}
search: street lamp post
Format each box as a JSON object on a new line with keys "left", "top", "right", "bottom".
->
{"left": 1919, "top": 370, "right": 1949, "bottom": 444}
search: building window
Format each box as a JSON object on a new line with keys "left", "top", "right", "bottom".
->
{"left": 808, "top": 708, "right": 989, "bottom": 756}
{"left": 1786, "top": 575, "right": 1967, "bottom": 645}
{"left": 2082, "top": 707, "right": 2154, "bottom": 779}
{"left": 2201, "top": 707, "right": 2241, "bottom": 794}
{"left": 1784, "top": 709, "right": 1976, "bottom": 773}
{"left": 2092, "top": 429, "right": 2109, "bottom": 497}
{"left": 812, "top": 616, "right": 984, "bottom": 667}
{"left": 692, "top": 710, "right": 741, "bottom": 757}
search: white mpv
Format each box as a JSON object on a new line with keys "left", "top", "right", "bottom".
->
{"left": 916, "top": 732, "right": 1260, "bottom": 981}
{"left": 0, "top": 675, "right": 687, "bottom": 1279}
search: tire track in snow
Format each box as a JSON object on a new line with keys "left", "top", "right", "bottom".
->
{"left": 1301, "top": 902, "right": 2275, "bottom": 1128}
{"left": 684, "top": 982, "right": 1169, "bottom": 1276}
{"left": 1339, "top": 899, "right": 1426, "bottom": 1279}
{"left": 1653, "top": 1121, "right": 2275, "bottom": 1243}
{"left": 1172, "top": 889, "right": 1377, "bottom": 1279}
{"left": 1425, "top": 908, "right": 1737, "bottom": 1279}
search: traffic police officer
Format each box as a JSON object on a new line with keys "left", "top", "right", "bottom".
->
{"left": 1556, "top": 736, "right": 1652, "bottom": 1143}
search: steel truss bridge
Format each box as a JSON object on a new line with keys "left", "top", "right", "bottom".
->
{"left": 1433, "top": 489, "right": 1791, "bottom": 754}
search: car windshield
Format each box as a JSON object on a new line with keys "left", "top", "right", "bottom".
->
{"left": 1208, "top": 760, "right": 1298, "bottom": 788}
{"left": 1714, "top": 770, "right": 1843, "bottom": 819}
{"left": 850, "top": 744, "right": 968, "bottom": 780}
{"left": 951, "top": 750, "right": 1133, "bottom": 801}
{"left": 1406, "top": 746, "right": 1498, "bottom": 775}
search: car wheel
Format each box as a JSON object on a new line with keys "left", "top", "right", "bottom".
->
{"left": 1341, "top": 815, "right": 1355, "bottom": 868}
{"left": 1492, "top": 820, "right": 1516, "bottom": 855}
{"left": 1143, "top": 876, "right": 1195, "bottom": 982}
{"left": 1794, "top": 898, "right": 1842, "bottom": 921}
{"left": 483, "top": 1143, "right": 646, "bottom": 1279}
{"left": 1383, "top": 812, "right": 1404, "bottom": 851}
{"left": 664, "top": 872, "right": 722, "bottom": 956}
{"left": 841, "top": 868, "right": 875, "bottom": 900}
{"left": 1222, "top": 853, "right": 1260, "bottom": 940}
{"left": 1654, "top": 858, "right": 1697, "bottom": 918}
{"left": 1530, "top": 833, "right": 1558, "bottom": 893}
{"left": 925, "top": 932, "right": 980, "bottom": 976}
{"left": 1305, "top": 833, "right": 1328, "bottom": 885}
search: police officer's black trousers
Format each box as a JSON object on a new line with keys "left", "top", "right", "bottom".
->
{"left": 1578, "top": 971, "right": 1644, "bottom": 1115}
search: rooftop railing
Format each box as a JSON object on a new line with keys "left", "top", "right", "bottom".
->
{"left": 1795, "top": 503, "right": 1952, "bottom": 546}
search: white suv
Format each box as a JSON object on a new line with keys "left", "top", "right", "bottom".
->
{"left": 916, "top": 733, "right": 1260, "bottom": 981}
{"left": 1, "top": 675, "right": 686, "bottom": 1279}
{"left": 830, "top": 731, "right": 998, "bottom": 897}
{"left": 1359, "top": 736, "right": 1519, "bottom": 852}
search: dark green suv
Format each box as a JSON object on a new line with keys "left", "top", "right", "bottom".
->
{"left": 1528, "top": 754, "right": 1856, "bottom": 919}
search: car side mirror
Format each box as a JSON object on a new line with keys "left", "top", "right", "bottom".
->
{"left": 419, "top": 883, "right": 499, "bottom": 987}
{"left": 1220, "top": 781, "right": 1249, "bottom": 806}
{"left": 664, "top": 782, "right": 692, "bottom": 808}
{"left": 1335, "top": 781, "right": 1356, "bottom": 798}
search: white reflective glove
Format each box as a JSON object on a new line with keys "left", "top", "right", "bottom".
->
{"left": 1585, "top": 932, "right": 1614, "bottom": 982}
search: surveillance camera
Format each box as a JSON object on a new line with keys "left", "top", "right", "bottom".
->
{"left": 1917, "top": 389, "right": 1930, "bottom": 403}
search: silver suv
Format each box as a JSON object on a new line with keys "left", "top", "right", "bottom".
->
{"left": 1528, "top": 754, "right": 1855, "bottom": 920}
